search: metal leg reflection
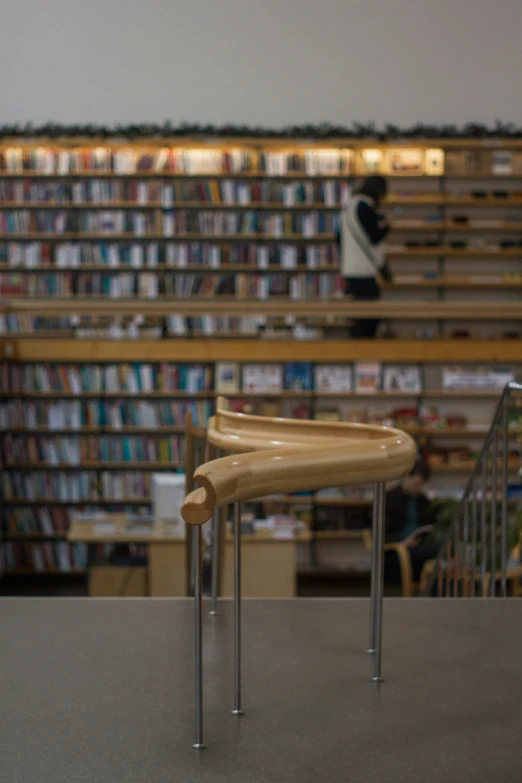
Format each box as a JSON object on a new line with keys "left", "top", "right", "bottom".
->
{"left": 368, "top": 484, "right": 379, "bottom": 655}
{"left": 193, "top": 525, "right": 205, "bottom": 749}
{"left": 372, "top": 483, "right": 386, "bottom": 683}
{"left": 210, "top": 509, "right": 220, "bottom": 615}
{"left": 231, "top": 502, "right": 244, "bottom": 716}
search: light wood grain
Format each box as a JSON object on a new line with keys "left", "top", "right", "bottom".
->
{"left": 5, "top": 337, "right": 522, "bottom": 363}
{"left": 2, "top": 298, "right": 521, "bottom": 319}
{"left": 181, "top": 398, "right": 416, "bottom": 526}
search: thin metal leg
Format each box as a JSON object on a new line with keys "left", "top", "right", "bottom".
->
{"left": 368, "top": 484, "right": 379, "bottom": 655}
{"left": 501, "top": 403, "right": 509, "bottom": 598}
{"left": 189, "top": 443, "right": 202, "bottom": 597}
{"left": 372, "top": 483, "right": 386, "bottom": 683}
{"left": 462, "top": 501, "right": 470, "bottom": 596}
{"left": 193, "top": 526, "right": 205, "bottom": 749}
{"left": 453, "top": 514, "right": 460, "bottom": 598}
{"left": 231, "top": 502, "right": 244, "bottom": 716}
{"left": 210, "top": 510, "right": 220, "bottom": 615}
{"left": 480, "top": 455, "right": 488, "bottom": 598}
{"left": 471, "top": 480, "right": 477, "bottom": 597}
{"left": 490, "top": 427, "right": 498, "bottom": 598}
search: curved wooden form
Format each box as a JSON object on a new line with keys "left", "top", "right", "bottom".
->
{"left": 181, "top": 397, "right": 416, "bottom": 527}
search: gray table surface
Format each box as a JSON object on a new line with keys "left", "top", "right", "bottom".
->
{"left": 0, "top": 598, "right": 521, "bottom": 783}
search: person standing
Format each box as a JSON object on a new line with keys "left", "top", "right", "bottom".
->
{"left": 340, "top": 175, "right": 391, "bottom": 338}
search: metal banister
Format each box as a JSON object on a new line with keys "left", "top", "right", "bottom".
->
{"left": 425, "top": 382, "right": 522, "bottom": 598}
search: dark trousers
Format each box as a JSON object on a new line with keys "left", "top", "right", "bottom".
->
{"left": 344, "top": 277, "right": 381, "bottom": 338}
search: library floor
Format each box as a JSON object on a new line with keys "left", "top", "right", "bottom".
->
{"left": 1, "top": 599, "right": 521, "bottom": 783}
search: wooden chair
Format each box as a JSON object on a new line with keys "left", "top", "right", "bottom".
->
{"left": 182, "top": 397, "right": 416, "bottom": 748}
{"left": 362, "top": 529, "right": 416, "bottom": 597}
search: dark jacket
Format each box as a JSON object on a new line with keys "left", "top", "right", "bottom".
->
{"left": 385, "top": 485, "right": 435, "bottom": 543}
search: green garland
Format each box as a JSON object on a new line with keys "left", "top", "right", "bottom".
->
{"left": 1, "top": 121, "right": 522, "bottom": 140}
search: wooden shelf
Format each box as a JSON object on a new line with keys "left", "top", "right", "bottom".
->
{"left": 3, "top": 298, "right": 522, "bottom": 319}
{"left": 392, "top": 221, "right": 522, "bottom": 232}
{"left": 0, "top": 201, "right": 342, "bottom": 212}
{"left": 0, "top": 171, "right": 350, "bottom": 180}
{"left": 0, "top": 232, "right": 337, "bottom": 243}
{"left": 313, "top": 389, "right": 504, "bottom": 399}
{"left": 388, "top": 246, "right": 522, "bottom": 258}
{"left": 3, "top": 498, "right": 152, "bottom": 505}
{"left": 3, "top": 532, "right": 67, "bottom": 539}
{"left": 386, "top": 278, "right": 522, "bottom": 290}
{"left": 311, "top": 530, "right": 365, "bottom": 539}
{"left": 387, "top": 195, "right": 522, "bottom": 207}
{"left": 1, "top": 390, "right": 214, "bottom": 399}
{"left": 0, "top": 263, "right": 341, "bottom": 273}
{"left": 5, "top": 338, "right": 522, "bottom": 363}
{"left": 8, "top": 426, "right": 186, "bottom": 434}
{"left": 3, "top": 568, "right": 87, "bottom": 575}
{"left": 2, "top": 196, "right": 522, "bottom": 209}
{"left": 4, "top": 196, "right": 522, "bottom": 209}
{"left": 3, "top": 462, "right": 183, "bottom": 470}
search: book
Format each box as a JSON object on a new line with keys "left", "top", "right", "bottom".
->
{"left": 442, "top": 366, "right": 514, "bottom": 391}
{"left": 425, "top": 149, "right": 444, "bottom": 176}
{"left": 383, "top": 365, "right": 422, "bottom": 393}
{"left": 284, "top": 362, "right": 313, "bottom": 391}
{"left": 361, "top": 149, "right": 382, "bottom": 174}
{"left": 492, "top": 151, "right": 513, "bottom": 176}
{"left": 314, "top": 364, "right": 352, "bottom": 393}
{"left": 242, "top": 364, "right": 283, "bottom": 393}
{"left": 387, "top": 149, "right": 423, "bottom": 175}
{"left": 215, "top": 362, "right": 240, "bottom": 394}
{"left": 354, "top": 362, "right": 381, "bottom": 394}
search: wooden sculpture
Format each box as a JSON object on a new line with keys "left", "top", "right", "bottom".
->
{"left": 181, "top": 397, "right": 416, "bottom": 748}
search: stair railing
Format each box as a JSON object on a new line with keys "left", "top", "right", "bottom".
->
{"left": 425, "top": 382, "right": 522, "bottom": 598}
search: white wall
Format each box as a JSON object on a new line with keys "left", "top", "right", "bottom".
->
{"left": 1, "top": 0, "right": 522, "bottom": 127}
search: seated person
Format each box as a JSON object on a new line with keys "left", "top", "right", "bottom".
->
{"left": 385, "top": 457, "right": 439, "bottom": 583}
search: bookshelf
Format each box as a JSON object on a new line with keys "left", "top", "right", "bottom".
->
{"left": 1, "top": 338, "right": 520, "bottom": 577}
{"left": 0, "top": 134, "right": 521, "bottom": 580}
{"left": 0, "top": 136, "right": 521, "bottom": 342}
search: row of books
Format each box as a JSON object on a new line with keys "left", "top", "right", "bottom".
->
{"left": 4, "top": 181, "right": 522, "bottom": 209}
{"left": 0, "top": 210, "right": 339, "bottom": 237}
{"left": 0, "top": 313, "right": 322, "bottom": 338}
{"left": 7, "top": 146, "right": 522, "bottom": 178}
{"left": 0, "top": 270, "right": 346, "bottom": 298}
{"left": 0, "top": 272, "right": 74, "bottom": 297}
{"left": 258, "top": 150, "right": 353, "bottom": 175}
{"left": 0, "top": 147, "right": 255, "bottom": 175}
{"left": 0, "top": 241, "right": 340, "bottom": 269}
{"left": 2, "top": 434, "right": 184, "bottom": 466}
{"left": 0, "top": 399, "right": 212, "bottom": 430}
{"left": 0, "top": 178, "right": 352, "bottom": 207}
{"left": 4, "top": 507, "right": 70, "bottom": 534}
{"left": 2, "top": 471, "right": 152, "bottom": 501}
{"left": 2, "top": 541, "right": 88, "bottom": 572}
{"left": 2, "top": 362, "right": 514, "bottom": 396}
{"left": 1, "top": 363, "right": 213, "bottom": 393}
